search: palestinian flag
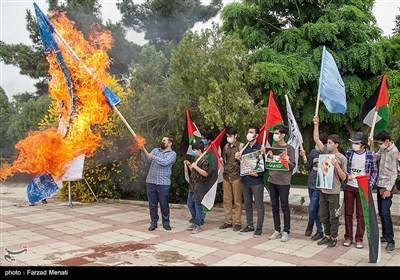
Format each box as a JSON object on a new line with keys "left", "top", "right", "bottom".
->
{"left": 360, "top": 74, "right": 389, "bottom": 133}
{"left": 257, "top": 90, "right": 283, "bottom": 146}
{"left": 356, "top": 174, "right": 380, "bottom": 263}
{"left": 179, "top": 108, "right": 202, "bottom": 155}
{"left": 200, "top": 128, "right": 226, "bottom": 212}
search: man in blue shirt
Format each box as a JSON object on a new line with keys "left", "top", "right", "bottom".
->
{"left": 142, "top": 136, "right": 177, "bottom": 231}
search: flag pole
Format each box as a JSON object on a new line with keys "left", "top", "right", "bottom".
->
{"left": 315, "top": 91, "right": 320, "bottom": 117}
{"left": 238, "top": 142, "right": 250, "bottom": 157}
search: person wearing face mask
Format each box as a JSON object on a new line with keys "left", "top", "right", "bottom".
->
{"left": 141, "top": 136, "right": 177, "bottom": 231}
{"left": 313, "top": 116, "right": 348, "bottom": 249}
{"left": 236, "top": 126, "right": 265, "bottom": 237}
{"left": 343, "top": 132, "right": 377, "bottom": 249}
{"left": 369, "top": 131, "right": 398, "bottom": 253}
{"left": 299, "top": 132, "right": 328, "bottom": 241}
{"left": 184, "top": 141, "right": 209, "bottom": 234}
{"left": 219, "top": 127, "right": 244, "bottom": 231}
{"left": 200, "top": 130, "right": 213, "bottom": 150}
{"left": 267, "top": 124, "right": 296, "bottom": 242}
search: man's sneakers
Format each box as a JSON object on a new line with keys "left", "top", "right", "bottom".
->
{"left": 191, "top": 225, "right": 201, "bottom": 234}
{"left": 239, "top": 226, "right": 254, "bottom": 234}
{"left": 269, "top": 230, "right": 282, "bottom": 240}
{"left": 310, "top": 232, "right": 323, "bottom": 241}
{"left": 380, "top": 236, "right": 387, "bottom": 243}
{"left": 386, "top": 242, "right": 395, "bottom": 253}
{"left": 304, "top": 224, "right": 313, "bottom": 237}
{"left": 148, "top": 225, "right": 157, "bottom": 231}
{"left": 163, "top": 225, "right": 172, "bottom": 231}
{"left": 280, "top": 232, "right": 290, "bottom": 242}
{"left": 219, "top": 223, "right": 233, "bottom": 229}
{"left": 253, "top": 228, "right": 262, "bottom": 238}
{"left": 233, "top": 224, "right": 242, "bottom": 232}
{"left": 317, "top": 236, "right": 330, "bottom": 245}
{"left": 327, "top": 238, "right": 337, "bottom": 248}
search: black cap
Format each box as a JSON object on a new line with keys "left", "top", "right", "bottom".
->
{"left": 349, "top": 132, "right": 368, "bottom": 145}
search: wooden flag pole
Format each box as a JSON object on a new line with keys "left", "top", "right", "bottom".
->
{"left": 315, "top": 92, "right": 320, "bottom": 117}
{"left": 368, "top": 110, "right": 379, "bottom": 140}
{"left": 238, "top": 142, "right": 250, "bottom": 158}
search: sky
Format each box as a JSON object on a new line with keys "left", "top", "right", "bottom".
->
{"left": 0, "top": 0, "right": 399, "bottom": 100}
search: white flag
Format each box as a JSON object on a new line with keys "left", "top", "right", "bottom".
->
{"left": 285, "top": 94, "right": 303, "bottom": 174}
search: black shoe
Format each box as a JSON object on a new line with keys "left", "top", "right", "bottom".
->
{"left": 189, "top": 218, "right": 193, "bottom": 223}
{"left": 327, "top": 238, "right": 337, "bottom": 248}
{"left": 201, "top": 219, "right": 204, "bottom": 225}
{"left": 148, "top": 225, "right": 157, "bottom": 231}
{"left": 253, "top": 228, "right": 262, "bottom": 238}
{"left": 239, "top": 226, "right": 254, "bottom": 233}
{"left": 233, "top": 224, "right": 242, "bottom": 232}
{"left": 304, "top": 224, "right": 313, "bottom": 236}
{"left": 386, "top": 242, "right": 395, "bottom": 253}
{"left": 311, "top": 232, "right": 324, "bottom": 241}
{"left": 317, "top": 236, "right": 330, "bottom": 245}
{"left": 163, "top": 225, "right": 172, "bottom": 231}
{"left": 41, "top": 199, "right": 48, "bottom": 204}
{"left": 219, "top": 223, "right": 232, "bottom": 229}
{"left": 380, "top": 236, "right": 387, "bottom": 243}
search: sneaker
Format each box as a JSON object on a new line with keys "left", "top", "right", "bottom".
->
{"left": 253, "top": 228, "right": 262, "bottom": 238}
{"left": 219, "top": 223, "right": 233, "bottom": 229}
{"left": 386, "top": 242, "right": 395, "bottom": 253}
{"left": 191, "top": 225, "right": 201, "bottom": 234}
{"left": 317, "top": 236, "right": 330, "bottom": 245}
{"left": 189, "top": 218, "right": 193, "bottom": 223}
{"left": 41, "top": 199, "right": 48, "bottom": 204}
{"left": 163, "top": 225, "right": 172, "bottom": 231}
{"left": 239, "top": 226, "right": 254, "bottom": 233}
{"left": 269, "top": 230, "right": 282, "bottom": 240}
{"left": 233, "top": 224, "right": 242, "bottom": 232}
{"left": 343, "top": 239, "right": 352, "bottom": 247}
{"left": 310, "top": 232, "right": 324, "bottom": 241}
{"left": 201, "top": 219, "right": 204, "bottom": 225}
{"left": 280, "top": 232, "right": 291, "bottom": 242}
{"left": 148, "top": 225, "right": 157, "bottom": 231}
{"left": 380, "top": 236, "right": 387, "bottom": 243}
{"left": 187, "top": 223, "right": 195, "bottom": 231}
{"left": 304, "top": 224, "right": 313, "bottom": 236}
{"left": 327, "top": 238, "right": 337, "bottom": 248}
{"left": 355, "top": 242, "right": 364, "bottom": 249}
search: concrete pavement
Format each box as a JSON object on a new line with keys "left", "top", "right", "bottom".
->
{"left": 1, "top": 182, "right": 399, "bottom": 267}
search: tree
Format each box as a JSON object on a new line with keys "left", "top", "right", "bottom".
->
{"left": 117, "top": 0, "right": 223, "bottom": 53}
{"left": 0, "top": 88, "right": 15, "bottom": 158}
{"left": 220, "top": 0, "right": 399, "bottom": 145}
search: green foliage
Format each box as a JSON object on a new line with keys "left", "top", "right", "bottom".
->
{"left": 117, "top": 0, "right": 223, "bottom": 52}
{"left": 0, "top": 89, "right": 15, "bottom": 157}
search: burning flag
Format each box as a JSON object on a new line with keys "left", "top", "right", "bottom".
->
{"left": 356, "top": 174, "right": 380, "bottom": 263}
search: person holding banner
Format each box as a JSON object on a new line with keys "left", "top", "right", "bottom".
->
{"left": 142, "top": 136, "right": 177, "bottom": 231}
{"left": 184, "top": 141, "right": 209, "bottom": 234}
{"left": 219, "top": 127, "right": 244, "bottom": 231}
{"left": 344, "top": 132, "right": 377, "bottom": 249}
{"left": 236, "top": 126, "right": 265, "bottom": 238}
{"left": 267, "top": 124, "right": 295, "bottom": 242}
{"left": 369, "top": 131, "right": 397, "bottom": 253}
{"left": 313, "top": 116, "right": 347, "bottom": 248}
{"left": 299, "top": 132, "right": 328, "bottom": 241}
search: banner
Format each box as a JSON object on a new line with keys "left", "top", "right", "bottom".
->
{"left": 240, "top": 150, "right": 265, "bottom": 176}
{"left": 316, "top": 154, "right": 335, "bottom": 189}
{"left": 264, "top": 147, "right": 288, "bottom": 170}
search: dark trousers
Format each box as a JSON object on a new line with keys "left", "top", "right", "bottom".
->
{"left": 344, "top": 186, "right": 365, "bottom": 243}
{"left": 319, "top": 192, "right": 340, "bottom": 238}
{"left": 146, "top": 183, "right": 170, "bottom": 226}
{"left": 269, "top": 183, "right": 290, "bottom": 234}
{"left": 242, "top": 183, "right": 265, "bottom": 230}
{"left": 377, "top": 188, "right": 394, "bottom": 244}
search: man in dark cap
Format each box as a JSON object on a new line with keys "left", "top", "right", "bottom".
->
{"left": 343, "top": 132, "right": 377, "bottom": 249}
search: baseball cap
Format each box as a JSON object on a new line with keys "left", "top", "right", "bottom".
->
{"left": 349, "top": 132, "right": 368, "bottom": 145}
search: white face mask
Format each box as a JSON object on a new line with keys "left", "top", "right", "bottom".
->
{"left": 273, "top": 133, "right": 280, "bottom": 142}
{"left": 326, "top": 143, "right": 334, "bottom": 153}
{"left": 246, "top": 132, "right": 255, "bottom": 142}
{"left": 227, "top": 137, "right": 234, "bottom": 144}
{"left": 379, "top": 143, "right": 388, "bottom": 149}
{"left": 352, "top": 143, "right": 361, "bottom": 151}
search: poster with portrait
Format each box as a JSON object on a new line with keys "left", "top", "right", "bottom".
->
{"left": 240, "top": 150, "right": 265, "bottom": 176}
{"left": 316, "top": 154, "right": 335, "bottom": 189}
{"left": 264, "top": 147, "right": 289, "bottom": 171}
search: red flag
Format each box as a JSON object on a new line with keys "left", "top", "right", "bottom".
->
{"left": 257, "top": 90, "right": 283, "bottom": 145}
{"left": 376, "top": 73, "right": 388, "bottom": 109}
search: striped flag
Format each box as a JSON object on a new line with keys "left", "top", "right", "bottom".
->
{"left": 179, "top": 108, "right": 202, "bottom": 155}
{"left": 200, "top": 128, "right": 226, "bottom": 211}
{"left": 356, "top": 174, "right": 380, "bottom": 263}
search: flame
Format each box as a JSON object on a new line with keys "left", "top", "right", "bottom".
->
{"left": 0, "top": 11, "right": 118, "bottom": 181}
{"left": 128, "top": 134, "right": 147, "bottom": 153}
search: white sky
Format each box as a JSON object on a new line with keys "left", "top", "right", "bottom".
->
{"left": 0, "top": 0, "right": 399, "bottom": 100}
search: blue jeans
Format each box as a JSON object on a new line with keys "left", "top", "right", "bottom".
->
{"left": 377, "top": 189, "right": 394, "bottom": 244}
{"left": 146, "top": 183, "right": 170, "bottom": 227}
{"left": 308, "top": 188, "right": 322, "bottom": 233}
{"left": 187, "top": 192, "right": 205, "bottom": 222}
{"left": 194, "top": 201, "right": 204, "bottom": 226}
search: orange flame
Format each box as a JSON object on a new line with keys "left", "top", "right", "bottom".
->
{"left": 129, "top": 134, "right": 147, "bottom": 153}
{"left": 0, "top": 11, "right": 117, "bottom": 181}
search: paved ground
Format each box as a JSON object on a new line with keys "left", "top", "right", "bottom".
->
{"left": 1, "top": 182, "right": 399, "bottom": 267}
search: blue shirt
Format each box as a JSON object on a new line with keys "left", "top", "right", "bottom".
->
{"left": 144, "top": 148, "right": 177, "bottom": 185}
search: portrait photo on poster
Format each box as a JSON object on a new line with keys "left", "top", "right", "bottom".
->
{"left": 240, "top": 150, "right": 265, "bottom": 176}
{"left": 316, "top": 154, "right": 335, "bottom": 189}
